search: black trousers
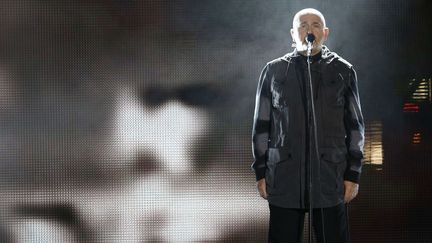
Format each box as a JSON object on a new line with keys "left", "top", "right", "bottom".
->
{"left": 268, "top": 203, "right": 350, "bottom": 243}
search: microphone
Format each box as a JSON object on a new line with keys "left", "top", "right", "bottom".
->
{"left": 305, "top": 33, "right": 315, "bottom": 43}
{"left": 305, "top": 34, "right": 315, "bottom": 56}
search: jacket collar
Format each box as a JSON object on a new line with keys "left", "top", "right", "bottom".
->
{"left": 281, "top": 45, "right": 339, "bottom": 64}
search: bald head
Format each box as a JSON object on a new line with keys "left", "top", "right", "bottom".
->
{"left": 292, "top": 8, "right": 326, "bottom": 28}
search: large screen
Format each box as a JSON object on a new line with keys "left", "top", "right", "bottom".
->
{"left": 0, "top": 1, "right": 431, "bottom": 242}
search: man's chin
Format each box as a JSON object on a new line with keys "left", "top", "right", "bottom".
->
{"left": 296, "top": 44, "right": 308, "bottom": 52}
{"left": 297, "top": 45, "right": 322, "bottom": 55}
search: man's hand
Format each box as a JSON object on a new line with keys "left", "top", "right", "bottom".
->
{"left": 344, "top": 180, "right": 359, "bottom": 203}
{"left": 257, "top": 178, "right": 267, "bottom": 200}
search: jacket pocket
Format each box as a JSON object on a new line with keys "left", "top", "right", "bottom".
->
{"left": 322, "top": 75, "right": 345, "bottom": 107}
{"left": 320, "top": 149, "right": 346, "bottom": 164}
{"left": 265, "top": 147, "right": 293, "bottom": 189}
{"left": 320, "top": 148, "right": 347, "bottom": 194}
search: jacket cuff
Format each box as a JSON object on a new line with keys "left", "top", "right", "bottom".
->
{"left": 343, "top": 170, "right": 360, "bottom": 184}
{"left": 255, "top": 167, "right": 266, "bottom": 181}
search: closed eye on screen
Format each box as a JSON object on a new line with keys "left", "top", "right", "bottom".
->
{"left": 15, "top": 203, "right": 80, "bottom": 226}
{"left": 141, "top": 84, "right": 221, "bottom": 108}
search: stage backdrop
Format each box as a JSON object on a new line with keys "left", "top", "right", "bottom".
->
{"left": 0, "top": 0, "right": 431, "bottom": 242}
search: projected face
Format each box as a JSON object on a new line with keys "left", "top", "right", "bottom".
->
{"left": 0, "top": 37, "right": 266, "bottom": 243}
{"left": 0, "top": 2, "right": 267, "bottom": 242}
{"left": 291, "top": 13, "right": 329, "bottom": 55}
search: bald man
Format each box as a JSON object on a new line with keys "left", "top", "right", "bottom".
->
{"left": 252, "top": 8, "right": 364, "bottom": 243}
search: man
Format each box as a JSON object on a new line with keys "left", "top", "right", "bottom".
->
{"left": 252, "top": 8, "right": 365, "bottom": 243}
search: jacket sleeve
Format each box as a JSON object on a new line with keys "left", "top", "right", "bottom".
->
{"left": 251, "top": 64, "right": 272, "bottom": 181}
{"left": 343, "top": 67, "right": 365, "bottom": 183}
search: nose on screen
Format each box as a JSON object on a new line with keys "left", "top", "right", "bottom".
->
{"left": 111, "top": 88, "right": 210, "bottom": 174}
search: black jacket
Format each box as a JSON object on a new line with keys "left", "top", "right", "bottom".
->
{"left": 252, "top": 46, "right": 365, "bottom": 208}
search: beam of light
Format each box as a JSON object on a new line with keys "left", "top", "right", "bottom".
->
{"left": 407, "top": 78, "right": 431, "bottom": 102}
{"left": 364, "top": 120, "right": 384, "bottom": 166}
{"left": 403, "top": 102, "right": 419, "bottom": 113}
{"left": 412, "top": 132, "right": 421, "bottom": 144}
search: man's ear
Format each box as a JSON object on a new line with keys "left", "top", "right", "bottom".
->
{"left": 323, "top": 27, "right": 330, "bottom": 41}
{"left": 290, "top": 28, "right": 295, "bottom": 42}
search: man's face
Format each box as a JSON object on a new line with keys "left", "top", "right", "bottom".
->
{"left": 291, "top": 13, "right": 329, "bottom": 54}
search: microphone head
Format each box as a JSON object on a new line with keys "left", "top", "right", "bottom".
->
{"left": 306, "top": 33, "right": 315, "bottom": 43}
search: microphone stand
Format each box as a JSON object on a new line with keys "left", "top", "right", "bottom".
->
{"left": 305, "top": 35, "right": 322, "bottom": 243}
{"left": 306, "top": 40, "right": 314, "bottom": 243}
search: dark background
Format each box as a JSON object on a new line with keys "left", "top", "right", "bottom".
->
{"left": 0, "top": 0, "right": 431, "bottom": 242}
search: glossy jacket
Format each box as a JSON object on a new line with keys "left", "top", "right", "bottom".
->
{"left": 251, "top": 46, "right": 365, "bottom": 208}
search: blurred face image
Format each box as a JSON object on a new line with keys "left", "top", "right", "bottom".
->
{"left": 0, "top": 2, "right": 267, "bottom": 242}
{"left": 0, "top": 42, "right": 266, "bottom": 242}
{"left": 291, "top": 10, "right": 329, "bottom": 55}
